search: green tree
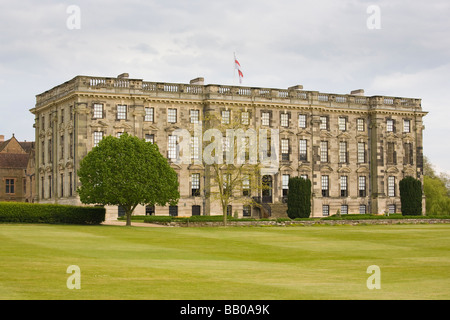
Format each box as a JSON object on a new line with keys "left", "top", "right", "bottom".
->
{"left": 286, "top": 177, "right": 311, "bottom": 219}
{"left": 422, "top": 156, "right": 450, "bottom": 215}
{"left": 399, "top": 176, "right": 422, "bottom": 216}
{"left": 77, "top": 133, "right": 180, "bottom": 226}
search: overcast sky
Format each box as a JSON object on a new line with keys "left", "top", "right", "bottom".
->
{"left": 0, "top": 0, "right": 449, "bottom": 174}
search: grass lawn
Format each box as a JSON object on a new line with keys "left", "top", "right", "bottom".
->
{"left": 0, "top": 223, "right": 449, "bottom": 300}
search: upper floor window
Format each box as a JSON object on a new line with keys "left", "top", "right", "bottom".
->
{"left": 321, "top": 175, "right": 329, "bottom": 197}
{"left": 403, "top": 119, "right": 410, "bottom": 133}
{"left": 221, "top": 110, "right": 230, "bottom": 124}
{"left": 145, "top": 107, "right": 154, "bottom": 122}
{"left": 241, "top": 111, "right": 249, "bottom": 125}
{"left": 280, "top": 113, "right": 289, "bottom": 127}
{"left": 338, "top": 117, "right": 347, "bottom": 131}
{"left": 281, "top": 138, "right": 289, "bottom": 161}
{"left": 117, "top": 105, "right": 127, "bottom": 120}
{"left": 168, "top": 135, "right": 177, "bottom": 160}
{"left": 320, "top": 141, "right": 328, "bottom": 162}
{"left": 282, "top": 174, "right": 290, "bottom": 196}
{"left": 145, "top": 134, "right": 154, "bottom": 143}
{"left": 298, "top": 114, "right": 307, "bottom": 128}
{"left": 191, "top": 173, "right": 200, "bottom": 197}
{"left": 388, "top": 176, "right": 396, "bottom": 197}
{"left": 299, "top": 139, "right": 307, "bottom": 161}
{"left": 94, "top": 103, "right": 104, "bottom": 119}
{"left": 93, "top": 131, "right": 103, "bottom": 147}
{"left": 190, "top": 110, "right": 199, "bottom": 124}
{"left": 168, "top": 109, "right": 177, "bottom": 123}
{"left": 386, "top": 119, "right": 395, "bottom": 132}
{"left": 261, "top": 112, "right": 270, "bottom": 126}
{"left": 357, "top": 118, "right": 365, "bottom": 132}
{"left": 320, "top": 116, "right": 328, "bottom": 130}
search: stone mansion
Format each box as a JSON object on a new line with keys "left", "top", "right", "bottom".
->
{"left": 30, "top": 74, "right": 427, "bottom": 219}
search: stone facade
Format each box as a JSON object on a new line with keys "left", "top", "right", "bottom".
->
{"left": 30, "top": 74, "right": 427, "bottom": 219}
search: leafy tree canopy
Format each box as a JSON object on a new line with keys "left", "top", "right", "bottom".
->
{"left": 77, "top": 133, "right": 179, "bottom": 225}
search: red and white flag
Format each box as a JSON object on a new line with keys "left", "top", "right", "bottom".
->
{"left": 234, "top": 53, "right": 243, "bottom": 84}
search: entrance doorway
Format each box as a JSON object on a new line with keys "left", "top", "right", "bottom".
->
{"left": 262, "top": 175, "right": 273, "bottom": 203}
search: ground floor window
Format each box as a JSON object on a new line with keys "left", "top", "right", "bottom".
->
{"left": 169, "top": 205, "right": 178, "bottom": 216}
{"left": 388, "top": 204, "right": 396, "bottom": 214}
{"left": 243, "top": 205, "right": 251, "bottom": 217}
{"left": 145, "top": 205, "right": 155, "bottom": 215}
{"left": 322, "top": 205, "right": 329, "bottom": 216}
{"left": 341, "top": 205, "right": 348, "bottom": 214}
{"left": 192, "top": 205, "right": 201, "bottom": 216}
{"left": 359, "top": 205, "right": 367, "bottom": 214}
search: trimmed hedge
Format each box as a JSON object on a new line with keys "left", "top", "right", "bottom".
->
{"left": 400, "top": 176, "right": 423, "bottom": 216}
{"left": 287, "top": 177, "right": 311, "bottom": 219}
{"left": 0, "top": 202, "right": 105, "bottom": 225}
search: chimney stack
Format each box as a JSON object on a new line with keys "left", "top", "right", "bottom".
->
{"left": 0, "top": 135, "right": 4, "bottom": 142}
{"left": 351, "top": 89, "right": 365, "bottom": 96}
{"left": 190, "top": 77, "right": 204, "bottom": 85}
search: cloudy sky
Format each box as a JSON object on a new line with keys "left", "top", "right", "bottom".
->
{"left": 1, "top": 0, "right": 449, "bottom": 174}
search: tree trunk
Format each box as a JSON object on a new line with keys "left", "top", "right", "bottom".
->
{"left": 222, "top": 205, "right": 227, "bottom": 226}
{"left": 126, "top": 210, "right": 132, "bottom": 226}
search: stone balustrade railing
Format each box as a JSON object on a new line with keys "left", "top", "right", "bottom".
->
{"left": 35, "top": 75, "right": 422, "bottom": 110}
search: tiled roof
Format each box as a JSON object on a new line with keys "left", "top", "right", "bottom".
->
{"left": 0, "top": 153, "right": 30, "bottom": 169}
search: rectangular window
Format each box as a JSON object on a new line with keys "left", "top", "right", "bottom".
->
{"left": 386, "top": 119, "right": 394, "bottom": 132}
{"left": 357, "top": 118, "right": 365, "bottom": 132}
{"left": 241, "top": 111, "right": 249, "bottom": 125}
{"left": 169, "top": 206, "right": 178, "bottom": 217}
{"left": 242, "top": 175, "right": 250, "bottom": 196}
{"left": 320, "top": 141, "right": 328, "bottom": 162}
{"left": 388, "top": 176, "right": 396, "bottom": 197}
{"left": 145, "top": 107, "right": 154, "bottom": 122}
{"left": 340, "top": 176, "right": 348, "bottom": 197}
{"left": 261, "top": 112, "right": 270, "bottom": 126}
{"left": 322, "top": 175, "right": 329, "bottom": 197}
{"left": 282, "top": 174, "right": 290, "bottom": 196}
{"left": 403, "top": 119, "right": 410, "bottom": 133}
{"left": 116, "top": 132, "right": 124, "bottom": 138}
{"left": 281, "top": 139, "right": 289, "bottom": 161}
{"left": 221, "top": 110, "right": 230, "bottom": 124}
{"left": 300, "top": 174, "right": 308, "bottom": 180}
{"left": 357, "top": 142, "right": 366, "bottom": 163}
{"left": 341, "top": 205, "right": 348, "bottom": 214}
{"left": 41, "top": 177, "right": 44, "bottom": 199}
{"left": 190, "top": 109, "right": 199, "bottom": 124}
{"left": 60, "top": 135, "right": 64, "bottom": 160}
{"left": 93, "top": 131, "right": 103, "bottom": 147}
{"left": 243, "top": 205, "right": 251, "bottom": 217}
{"left": 388, "top": 204, "right": 396, "bottom": 214}
{"left": 48, "top": 139, "right": 52, "bottom": 162}
{"left": 387, "top": 142, "right": 396, "bottom": 165}
{"left": 223, "top": 174, "right": 231, "bottom": 195}
{"left": 191, "top": 173, "right": 200, "bottom": 196}
{"left": 69, "top": 133, "right": 73, "bottom": 158}
{"left": 48, "top": 175, "right": 52, "bottom": 199}
{"left": 117, "top": 105, "right": 127, "bottom": 120}
{"left": 93, "top": 103, "right": 103, "bottom": 119}
{"left": 359, "top": 176, "right": 366, "bottom": 197}
{"left": 404, "top": 143, "right": 414, "bottom": 165}
{"left": 298, "top": 114, "right": 306, "bottom": 128}
{"left": 69, "top": 172, "right": 73, "bottom": 197}
{"left": 339, "top": 141, "right": 347, "bottom": 163}
{"left": 339, "top": 117, "right": 347, "bottom": 131}
{"left": 191, "top": 136, "right": 200, "bottom": 161}
{"left": 322, "top": 205, "right": 329, "bottom": 216}
{"left": 299, "top": 139, "right": 307, "bottom": 161}
{"left": 5, "top": 179, "right": 15, "bottom": 194}
{"left": 192, "top": 205, "right": 201, "bottom": 216}
{"left": 320, "top": 116, "right": 328, "bottom": 130}
{"left": 281, "top": 113, "right": 289, "bottom": 127}
{"left": 60, "top": 173, "right": 64, "bottom": 198}
{"left": 168, "top": 108, "right": 177, "bottom": 123}
{"left": 168, "top": 135, "right": 177, "bottom": 160}
{"left": 359, "top": 205, "right": 367, "bottom": 214}
{"left": 145, "top": 134, "right": 154, "bottom": 143}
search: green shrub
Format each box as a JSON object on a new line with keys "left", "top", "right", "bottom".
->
{"left": 0, "top": 202, "right": 105, "bottom": 225}
{"left": 400, "top": 176, "right": 423, "bottom": 216}
{"left": 287, "top": 177, "right": 311, "bottom": 219}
